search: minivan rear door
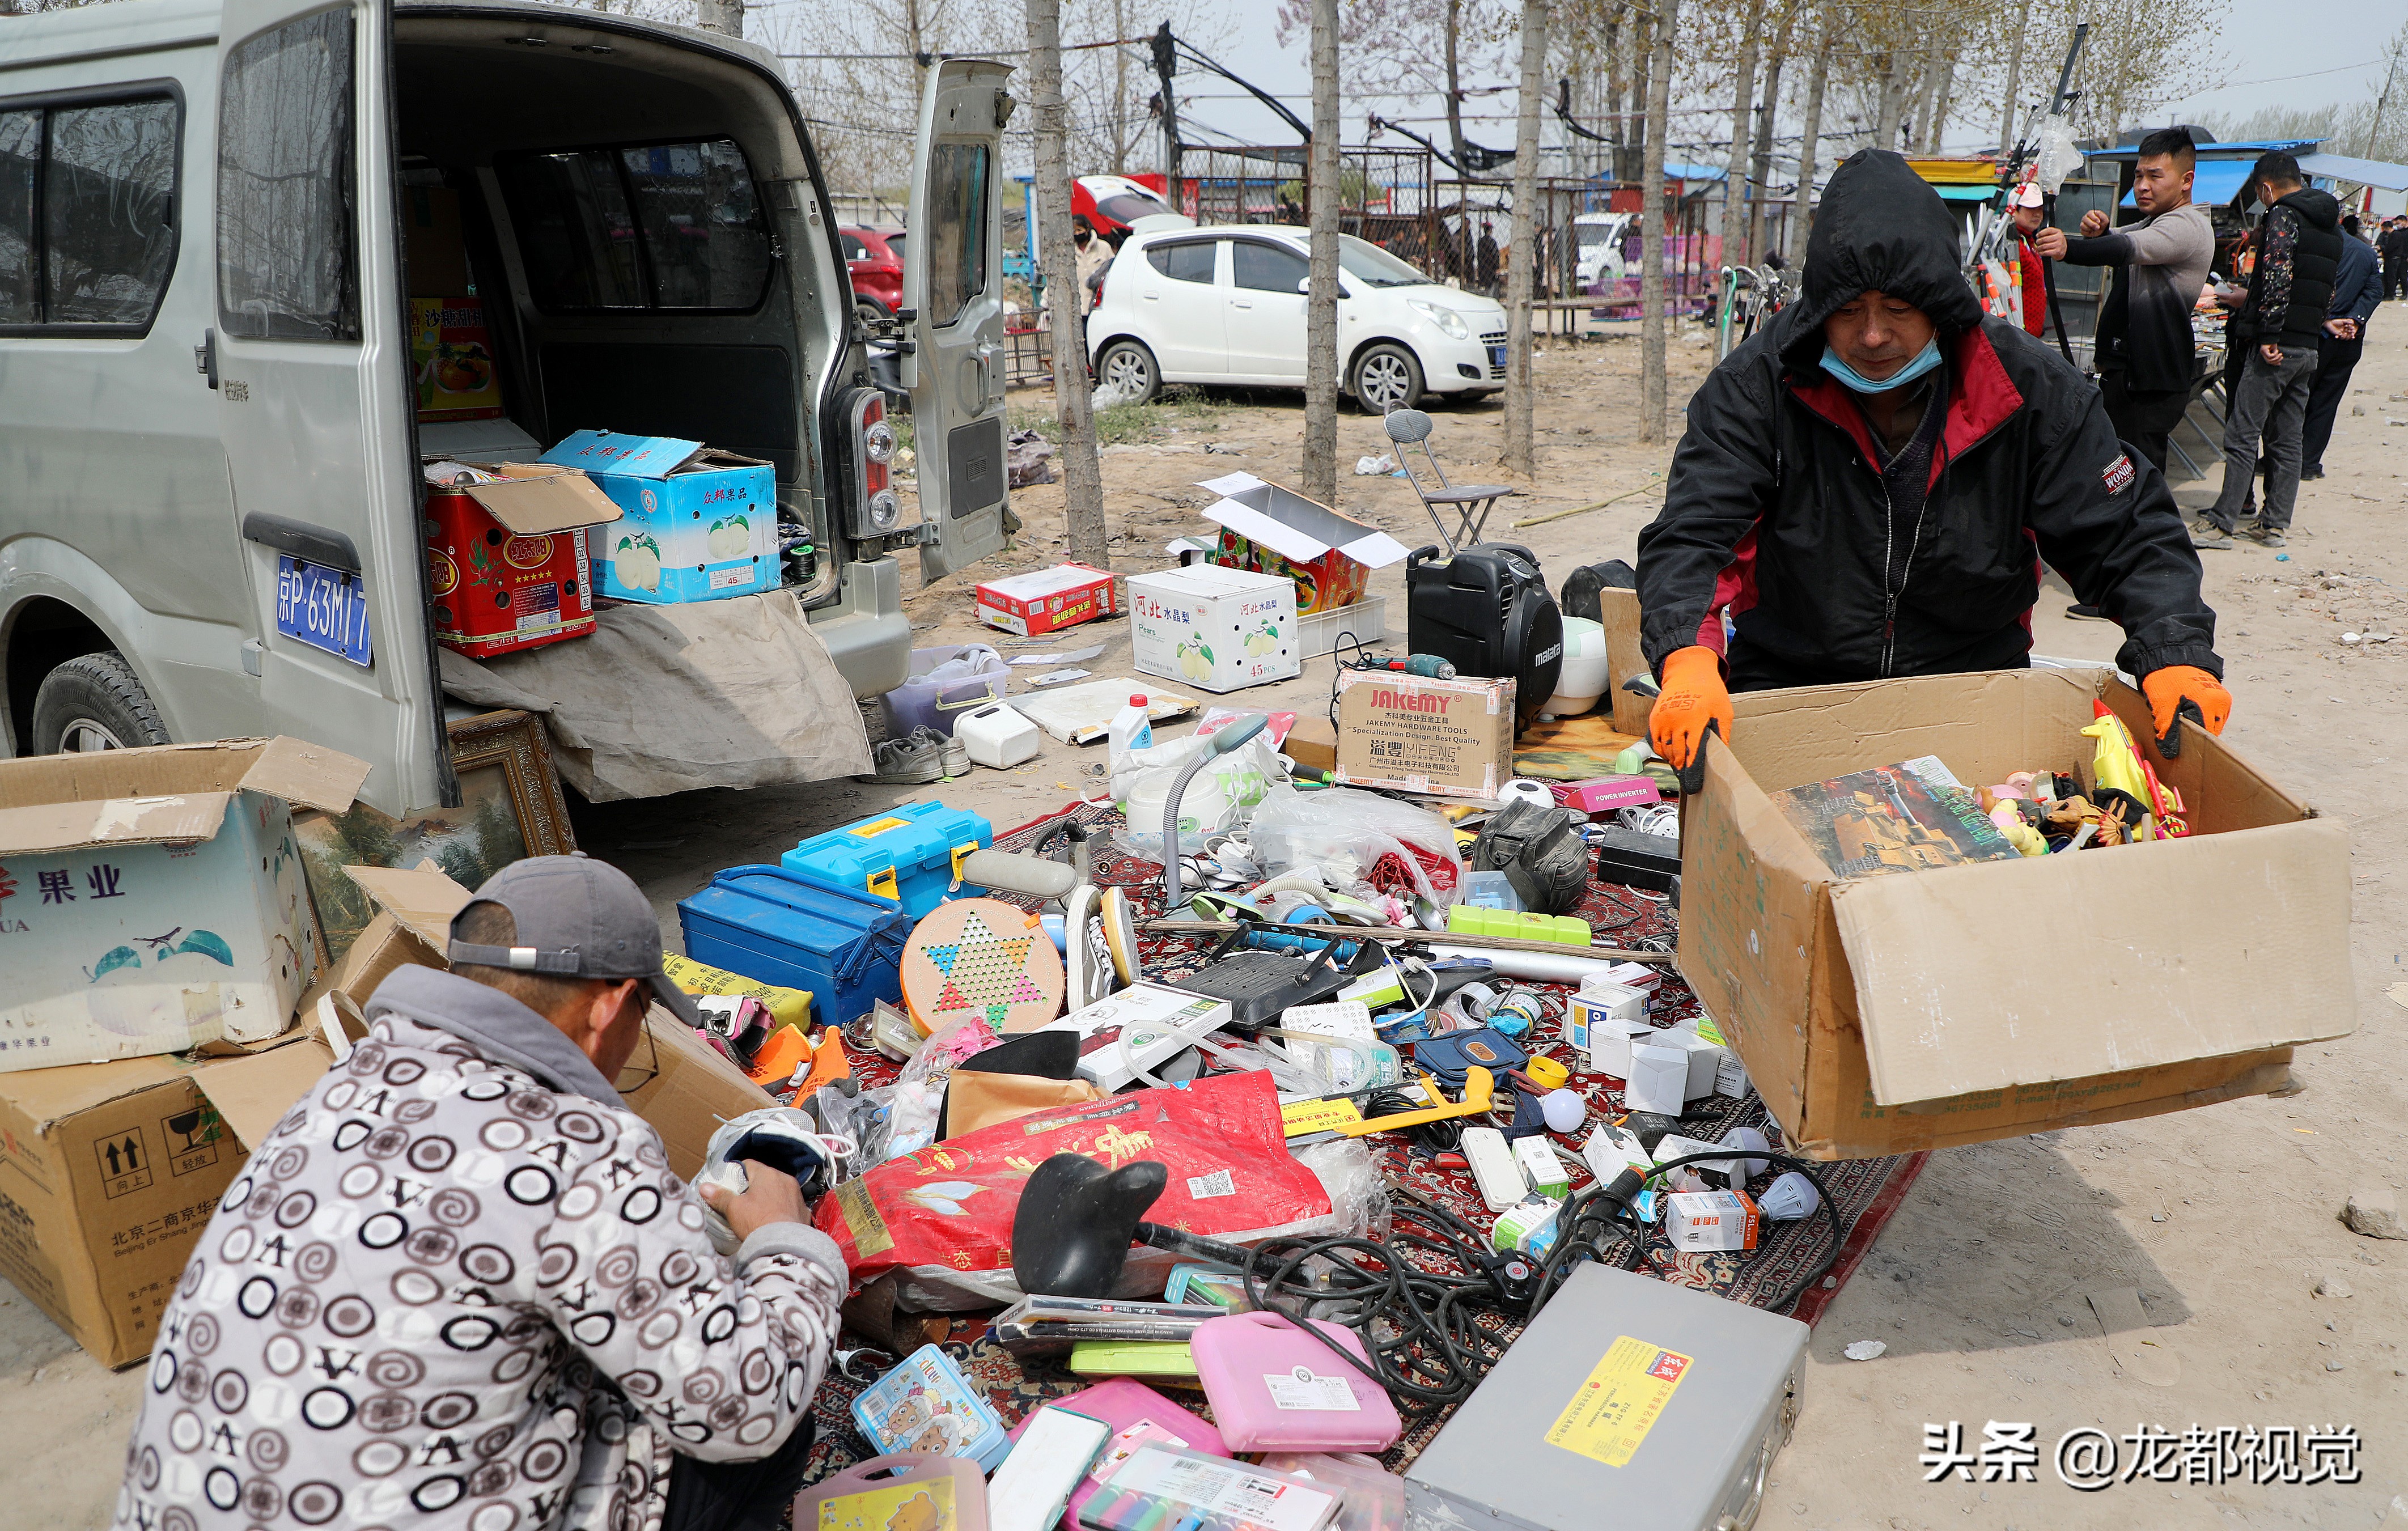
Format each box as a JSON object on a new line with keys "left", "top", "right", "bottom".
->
{"left": 902, "top": 59, "right": 1012, "bottom": 584}
{"left": 211, "top": 0, "right": 450, "bottom": 815}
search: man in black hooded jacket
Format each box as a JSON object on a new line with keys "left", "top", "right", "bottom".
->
{"left": 1636, "top": 150, "right": 2231, "bottom": 777}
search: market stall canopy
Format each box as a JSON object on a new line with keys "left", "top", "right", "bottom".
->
{"left": 2297, "top": 151, "right": 2408, "bottom": 193}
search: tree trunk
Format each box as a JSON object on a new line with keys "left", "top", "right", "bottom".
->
{"left": 1875, "top": 50, "right": 1908, "bottom": 150}
{"left": 1720, "top": 5, "right": 1761, "bottom": 277}
{"left": 695, "top": 0, "right": 741, "bottom": 37}
{"left": 1639, "top": 0, "right": 1679, "bottom": 444}
{"left": 1445, "top": 0, "right": 1471, "bottom": 174}
{"left": 1029, "top": 0, "right": 1108, "bottom": 565}
{"left": 1502, "top": 0, "right": 1548, "bottom": 475}
{"left": 1605, "top": 9, "right": 1627, "bottom": 179}
{"left": 1110, "top": 0, "right": 1130, "bottom": 173}
{"left": 1792, "top": 15, "right": 1829, "bottom": 240}
{"left": 1999, "top": 0, "right": 2032, "bottom": 152}
{"left": 1925, "top": 45, "right": 1958, "bottom": 154}
{"left": 1301, "top": 0, "right": 1343, "bottom": 504}
{"left": 1744, "top": 0, "right": 1795, "bottom": 267}
{"left": 1627, "top": 3, "right": 1651, "bottom": 184}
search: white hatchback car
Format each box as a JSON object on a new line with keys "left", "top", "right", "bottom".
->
{"left": 1087, "top": 226, "right": 1509, "bottom": 411}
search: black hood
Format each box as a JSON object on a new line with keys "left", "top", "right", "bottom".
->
{"left": 2271, "top": 186, "right": 2341, "bottom": 230}
{"left": 1778, "top": 149, "right": 1984, "bottom": 369}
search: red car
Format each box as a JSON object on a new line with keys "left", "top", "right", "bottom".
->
{"left": 841, "top": 225, "right": 906, "bottom": 326}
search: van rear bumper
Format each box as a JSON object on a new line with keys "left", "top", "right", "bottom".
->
{"left": 808, "top": 556, "right": 911, "bottom": 699}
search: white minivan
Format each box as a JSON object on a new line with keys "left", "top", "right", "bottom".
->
{"left": 0, "top": 0, "right": 1012, "bottom": 815}
{"left": 1084, "top": 224, "right": 1508, "bottom": 412}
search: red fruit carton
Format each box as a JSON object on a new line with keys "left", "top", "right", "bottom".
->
{"left": 425, "top": 462, "right": 622, "bottom": 659}
{"left": 977, "top": 562, "right": 1118, "bottom": 635}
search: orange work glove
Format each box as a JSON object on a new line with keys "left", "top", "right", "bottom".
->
{"left": 1651, "top": 646, "right": 1734, "bottom": 785}
{"left": 2140, "top": 664, "right": 2231, "bottom": 758}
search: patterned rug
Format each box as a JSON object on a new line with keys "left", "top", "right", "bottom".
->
{"left": 798, "top": 799, "right": 1927, "bottom": 1482}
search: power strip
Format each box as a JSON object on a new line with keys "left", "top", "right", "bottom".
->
{"left": 1460, "top": 1126, "right": 1528, "bottom": 1211}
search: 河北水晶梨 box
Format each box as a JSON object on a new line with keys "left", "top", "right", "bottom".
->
{"left": 1129, "top": 565, "right": 1299, "bottom": 693}
{"left": 977, "top": 563, "right": 1118, "bottom": 635}
{"left": 1680, "top": 667, "right": 2355, "bottom": 1159}
{"left": 425, "top": 461, "right": 622, "bottom": 658}
{"left": 1191, "top": 469, "right": 1410, "bottom": 614}
{"left": 0, "top": 736, "right": 368, "bottom": 1071}
{"left": 1332, "top": 670, "right": 1515, "bottom": 800}
{"left": 541, "top": 430, "right": 780, "bottom": 604}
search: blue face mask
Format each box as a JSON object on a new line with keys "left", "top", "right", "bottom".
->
{"left": 1820, "top": 338, "right": 1944, "bottom": 394}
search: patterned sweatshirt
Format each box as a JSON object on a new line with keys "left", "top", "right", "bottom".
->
{"left": 111, "top": 966, "right": 847, "bottom": 1531}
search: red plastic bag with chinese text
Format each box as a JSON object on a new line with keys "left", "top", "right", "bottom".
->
{"left": 813, "top": 1070, "right": 1337, "bottom": 1309}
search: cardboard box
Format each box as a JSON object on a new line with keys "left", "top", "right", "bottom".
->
{"left": 1281, "top": 715, "right": 1338, "bottom": 773}
{"left": 1128, "top": 565, "right": 1299, "bottom": 694}
{"left": 0, "top": 1037, "right": 332, "bottom": 1366}
{"left": 541, "top": 430, "right": 780, "bottom": 604}
{"left": 977, "top": 563, "right": 1118, "bottom": 635}
{"left": 1193, "top": 470, "right": 1410, "bottom": 614}
{"left": 0, "top": 738, "right": 367, "bottom": 1071}
{"left": 1331, "top": 671, "right": 1514, "bottom": 800}
{"left": 425, "top": 462, "right": 621, "bottom": 658}
{"left": 409, "top": 296, "right": 505, "bottom": 422}
{"left": 1680, "top": 668, "right": 2353, "bottom": 1160}
{"left": 327, "top": 860, "right": 473, "bottom": 1010}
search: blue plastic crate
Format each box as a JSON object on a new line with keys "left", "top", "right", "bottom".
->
{"left": 781, "top": 800, "right": 994, "bottom": 920}
{"left": 676, "top": 865, "right": 910, "bottom": 1027}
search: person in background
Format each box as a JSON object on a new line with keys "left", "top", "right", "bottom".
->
{"left": 111, "top": 856, "right": 847, "bottom": 1531}
{"left": 1072, "top": 214, "right": 1112, "bottom": 317}
{"left": 2034, "top": 128, "right": 2214, "bottom": 477}
{"left": 2379, "top": 214, "right": 2408, "bottom": 301}
{"left": 2006, "top": 181, "right": 2050, "bottom": 339}
{"left": 2300, "top": 215, "right": 2384, "bottom": 480}
{"left": 1637, "top": 151, "right": 2228, "bottom": 781}
{"left": 2195, "top": 152, "right": 2342, "bottom": 551}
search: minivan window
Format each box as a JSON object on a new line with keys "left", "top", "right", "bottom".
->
{"left": 219, "top": 7, "right": 357, "bottom": 341}
{"left": 1232, "top": 239, "right": 1307, "bottom": 294}
{"left": 1146, "top": 239, "right": 1216, "bottom": 285}
{"left": 496, "top": 138, "right": 772, "bottom": 313}
{"left": 923, "top": 143, "right": 989, "bottom": 327}
{"left": 48, "top": 100, "right": 179, "bottom": 325}
{"left": 0, "top": 95, "right": 182, "bottom": 332}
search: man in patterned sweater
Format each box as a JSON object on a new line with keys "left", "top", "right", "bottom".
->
{"left": 111, "top": 856, "right": 847, "bottom": 1531}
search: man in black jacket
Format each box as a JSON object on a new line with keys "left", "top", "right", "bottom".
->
{"left": 1636, "top": 150, "right": 2230, "bottom": 777}
{"left": 2301, "top": 220, "right": 2384, "bottom": 478}
{"left": 2198, "top": 152, "right": 2343, "bottom": 549}
{"left": 2381, "top": 216, "right": 2408, "bottom": 301}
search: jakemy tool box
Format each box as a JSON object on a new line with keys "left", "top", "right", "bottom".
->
{"left": 1405, "top": 1262, "right": 1806, "bottom": 1531}
{"left": 782, "top": 801, "right": 994, "bottom": 920}
{"left": 676, "top": 865, "right": 911, "bottom": 1025}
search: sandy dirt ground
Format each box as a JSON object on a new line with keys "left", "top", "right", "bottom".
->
{"left": 7, "top": 319, "right": 2406, "bottom": 1529}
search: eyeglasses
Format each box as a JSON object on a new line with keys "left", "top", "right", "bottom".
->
{"left": 614, "top": 1019, "right": 661, "bottom": 1096}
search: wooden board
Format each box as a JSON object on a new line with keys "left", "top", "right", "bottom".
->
{"left": 901, "top": 897, "right": 1066, "bottom": 1034}
{"left": 1599, "top": 587, "right": 1657, "bottom": 739}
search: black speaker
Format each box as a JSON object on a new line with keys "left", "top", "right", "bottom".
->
{"left": 1405, "top": 543, "right": 1563, "bottom": 730}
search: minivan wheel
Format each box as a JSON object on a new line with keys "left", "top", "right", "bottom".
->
{"left": 1095, "top": 340, "right": 1160, "bottom": 404}
{"left": 31, "top": 651, "right": 169, "bottom": 754}
{"left": 1351, "top": 343, "right": 1425, "bottom": 413}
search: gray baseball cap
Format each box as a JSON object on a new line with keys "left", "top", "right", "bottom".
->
{"left": 447, "top": 854, "right": 701, "bottom": 1026}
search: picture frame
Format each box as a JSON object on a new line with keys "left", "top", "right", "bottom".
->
{"left": 294, "top": 709, "right": 577, "bottom": 965}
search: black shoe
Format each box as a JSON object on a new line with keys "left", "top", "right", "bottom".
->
{"left": 2066, "top": 604, "right": 2109, "bottom": 621}
{"left": 2301, "top": 466, "right": 2323, "bottom": 480}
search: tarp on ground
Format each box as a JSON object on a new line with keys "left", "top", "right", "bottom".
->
{"left": 439, "top": 591, "right": 873, "bottom": 800}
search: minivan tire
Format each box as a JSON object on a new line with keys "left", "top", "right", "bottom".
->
{"left": 31, "top": 651, "right": 169, "bottom": 754}
{"left": 854, "top": 296, "right": 889, "bottom": 334}
{"left": 1351, "top": 343, "right": 1425, "bottom": 413}
{"left": 1095, "top": 339, "right": 1160, "bottom": 404}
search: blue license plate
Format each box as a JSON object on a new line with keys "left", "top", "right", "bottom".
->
{"left": 1489, "top": 344, "right": 1507, "bottom": 368}
{"left": 276, "top": 556, "right": 374, "bottom": 667}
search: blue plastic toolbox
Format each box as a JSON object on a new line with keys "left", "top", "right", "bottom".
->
{"left": 676, "top": 866, "right": 911, "bottom": 1027}
{"left": 781, "top": 801, "right": 995, "bottom": 920}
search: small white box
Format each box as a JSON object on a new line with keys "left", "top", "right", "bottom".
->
{"left": 1567, "top": 981, "right": 1648, "bottom": 1059}
{"left": 1583, "top": 1124, "right": 1654, "bottom": 1184}
{"left": 953, "top": 701, "right": 1042, "bottom": 768}
{"left": 1040, "top": 981, "right": 1232, "bottom": 1091}
{"left": 1461, "top": 1126, "right": 1528, "bottom": 1211}
{"left": 1623, "top": 1042, "right": 1690, "bottom": 1115}
{"left": 1665, "top": 1189, "right": 1761, "bottom": 1252}
{"left": 1664, "top": 1030, "right": 1726, "bottom": 1102}
{"left": 1651, "top": 1132, "right": 1751, "bottom": 1182}
{"left": 1587, "top": 1015, "right": 1657, "bottom": 1079}
{"left": 1511, "top": 1135, "right": 1570, "bottom": 1201}
{"left": 1580, "top": 962, "right": 1662, "bottom": 997}
{"left": 1128, "top": 565, "right": 1300, "bottom": 694}
{"left": 1715, "top": 1049, "right": 1752, "bottom": 1099}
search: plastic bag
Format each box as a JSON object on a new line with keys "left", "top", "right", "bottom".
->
{"left": 1113, "top": 726, "right": 1288, "bottom": 858}
{"left": 1248, "top": 784, "right": 1464, "bottom": 906}
{"left": 812, "top": 1070, "right": 1343, "bottom": 1309}
{"left": 860, "top": 1018, "right": 1000, "bottom": 1164}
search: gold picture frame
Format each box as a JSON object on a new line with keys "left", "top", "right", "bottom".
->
{"left": 294, "top": 709, "right": 576, "bottom": 964}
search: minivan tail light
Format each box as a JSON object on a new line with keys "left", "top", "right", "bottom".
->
{"left": 847, "top": 388, "right": 904, "bottom": 537}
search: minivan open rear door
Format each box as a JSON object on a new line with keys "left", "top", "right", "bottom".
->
{"left": 902, "top": 60, "right": 1014, "bottom": 584}
{"left": 212, "top": 0, "right": 450, "bottom": 815}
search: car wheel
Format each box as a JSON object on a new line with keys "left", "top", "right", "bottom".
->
{"left": 1351, "top": 343, "right": 1425, "bottom": 413}
{"left": 854, "top": 296, "right": 890, "bottom": 333}
{"left": 31, "top": 651, "right": 169, "bottom": 754}
{"left": 1095, "top": 340, "right": 1160, "bottom": 404}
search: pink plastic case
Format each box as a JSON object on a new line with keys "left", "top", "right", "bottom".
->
{"left": 1188, "top": 1311, "right": 1404, "bottom": 1452}
{"left": 1004, "top": 1377, "right": 1231, "bottom": 1530}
